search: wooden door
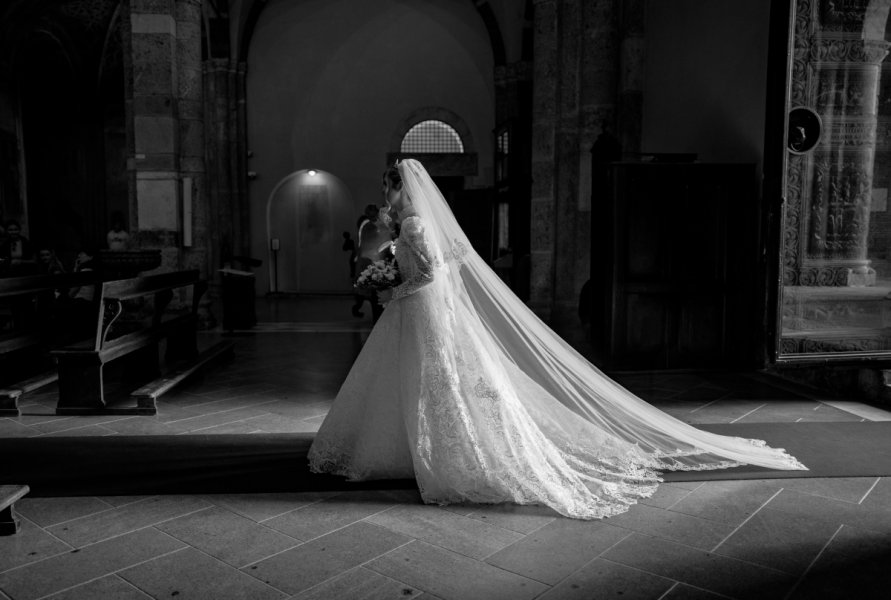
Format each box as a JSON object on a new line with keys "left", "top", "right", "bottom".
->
{"left": 592, "top": 163, "right": 758, "bottom": 370}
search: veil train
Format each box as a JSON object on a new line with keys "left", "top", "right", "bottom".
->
{"left": 398, "top": 158, "right": 806, "bottom": 473}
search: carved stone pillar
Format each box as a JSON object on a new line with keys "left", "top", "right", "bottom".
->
{"left": 787, "top": 2, "right": 890, "bottom": 287}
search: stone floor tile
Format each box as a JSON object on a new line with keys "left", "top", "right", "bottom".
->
{"left": 240, "top": 412, "right": 326, "bottom": 433}
{"left": 161, "top": 405, "right": 278, "bottom": 434}
{"left": 189, "top": 383, "right": 278, "bottom": 402}
{"left": 735, "top": 402, "right": 859, "bottom": 423}
{"left": 157, "top": 505, "right": 300, "bottom": 567}
{"left": 245, "top": 521, "right": 410, "bottom": 596}
{"left": 464, "top": 503, "right": 559, "bottom": 534}
{"left": 47, "top": 495, "right": 212, "bottom": 546}
{"left": 15, "top": 496, "right": 113, "bottom": 527}
{"left": 366, "top": 504, "right": 524, "bottom": 559}
{"left": 859, "top": 477, "right": 891, "bottom": 512}
{"left": 604, "top": 502, "right": 736, "bottom": 549}
{"left": 766, "top": 489, "right": 891, "bottom": 531}
{"left": 101, "top": 416, "right": 187, "bottom": 435}
{"left": 667, "top": 480, "right": 783, "bottom": 526}
{"left": 253, "top": 399, "right": 330, "bottom": 420}
{"left": 819, "top": 400, "right": 891, "bottom": 421}
{"left": 789, "top": 524, "right": 891, "bottom": 600}
{"left": 299, "top": 414, "right": 327, "bottom": 429}
{"left": 670, "top": 386, "right": 733, "bottom": 402}
{"left": 121, "top": 547, "right": 286, "bottom": 600}
{"left": 485, "top": 519, "right": 629, "bottom": 584}
{"left": 263, "top": 489, "right": 416, "bottom": 541}
{"left": 682, "top": 400, "right": 767, "bottom": 424}
{"left": 662, "top": 481, "right": 705, "bottom": 492}
{"left": 0, "top": 418, "right": 39, "bottom": 437}
{"left": 149, "top": 404, "right": 206, "bottom": 423}
{"left": 713, "top": 507, "right": 839, "bottom": 574}
{"left": 437, "top": 503, "right": 478, "bottom": 517}
{"left": 536, "top": 558, "right": 674, "bottom": 600}
{"left": 603, "top": 533, "right": 796, "bottom": 600}
{"left": 95, "top": 496, "right": 154, "bottom": 508}
{"left": 367, "top": 540, "right": 548, "bottom": 600}
{"left": 661, "top": 583, "right": 732, "bottom": 600}
{"left": 291, "top": 567, "right": 422, "bottom": 600}
{"left": 42, "top": 575, "right": 153, "bottom": 600}
{"left": 8, "top": 414, "right": 73, "bottom": 427}
{"left": 188, "top": 420, "right": 266, "bottom": 434}
{"left": 41, "top": 424, "right": 118, "bottom": 437}
{"left": 28, "top": 414, "right": 133, "bottom": 435}
{"left": 203, "top": 491, "right": 335, "bottom": 523}
{"left": 0, "top": 517, "right": 72, "bottom": 573}
{"left": 640, "top": 483, "right": 692, "bottom": 509}
{"left": 779, "top": 477, "right": 878, "bottom": 504}
{"left": 0, "top": 528, "right": 185, "bottom": 600}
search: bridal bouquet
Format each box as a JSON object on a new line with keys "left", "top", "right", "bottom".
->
{"left": 355, "top": 259, "right": 401, "bottom": 292}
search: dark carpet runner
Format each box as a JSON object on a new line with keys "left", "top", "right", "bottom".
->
{"left": 3, "top": 421, "right": 890, "bottom": 496}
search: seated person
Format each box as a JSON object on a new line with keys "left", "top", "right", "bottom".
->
{"left": 0, "top": 220, "right": 35, "bottom": 274}
{"left": 37, "top": 246, "right": 66, "bottom": 275}
{"left": 106, "top": 212, "right": 130, "bottom": 251}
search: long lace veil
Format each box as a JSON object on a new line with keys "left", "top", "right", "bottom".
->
{"left": 398, "top": 158, "right": 805, "bottom": 472}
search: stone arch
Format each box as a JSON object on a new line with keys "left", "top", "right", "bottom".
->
{"left": 235, "top": 0, "right": 506, "bottom": 65}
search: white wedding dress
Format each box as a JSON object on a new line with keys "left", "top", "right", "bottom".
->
{"left": 308, "top": 160, "right": 806, "bottom": 520}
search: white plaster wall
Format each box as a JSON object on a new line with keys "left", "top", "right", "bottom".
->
{"left": 246, "top": 0, "right": 495, "bottom": 293}
{"left": 642, "top": 0, "right": 771, "bottom": 170}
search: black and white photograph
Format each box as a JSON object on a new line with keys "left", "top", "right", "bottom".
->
{"left": 1, "top": 1, "right": 890, "bottom": 599}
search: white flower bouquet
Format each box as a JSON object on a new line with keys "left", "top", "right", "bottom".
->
{"left": 355, "top": 259, "right": 401, "bottom": 292}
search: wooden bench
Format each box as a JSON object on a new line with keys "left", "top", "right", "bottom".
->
{"left": 0, "top": 272, "right": 99, "bottom": 416}
{"left": 0, "top": 484, "right": 29, "bottom": 535}
{"left": 51, "top": 270, "right": 234, "bottom": 415}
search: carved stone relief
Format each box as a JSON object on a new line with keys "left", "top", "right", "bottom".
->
{"left": 780, "top": 0, "right": 891, "bottom": 355}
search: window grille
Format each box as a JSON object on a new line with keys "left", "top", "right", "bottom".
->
{"left": 495, "top": 128, "right": 510, "bottom": 183}
{"left": 401, "top": 120, "right": 464, "bottom": 153}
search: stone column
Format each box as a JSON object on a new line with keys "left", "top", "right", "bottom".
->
{"left": 204, "top": 59, "right": 250, "bottom": 287}
{"left": 530, "top": 0, "right": 559, "bottom": 319}
{"left": 805, "top": 38, "right": 889, "bottom": 286}
{"left": 123, "top": 0, "right": 204, "bottom": 280}
{"left": 786, "top": 2, "right": 891, "bottom": 288}
{"left": 530, "top": 0, "right": 619, "bottom": 339}
{"left": 176, "top": 0, "right": 206, "bottom": 277}
{"left": 125, "top": 0, "right": 181, "bottom": 270}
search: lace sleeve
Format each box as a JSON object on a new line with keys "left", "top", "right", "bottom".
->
{"left": 392, "top": 216, "right": 437, "bottom": 301}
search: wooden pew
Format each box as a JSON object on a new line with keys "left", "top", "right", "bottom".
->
{"left": 0, "top": 484, "right": 29, "bottom": 535}
{"left": 0, "top": 272, "right": 99, "bottom": 416}
{"left": 52, "top": 270, "right": 234, "bottom": 415}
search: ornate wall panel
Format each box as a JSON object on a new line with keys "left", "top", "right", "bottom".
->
{"left": 779, "top": 0, "right": 891, "bottom": 358}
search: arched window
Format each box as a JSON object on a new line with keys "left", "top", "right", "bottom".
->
{"left": 400, "top": 120, "right": 465, "bottom": 153}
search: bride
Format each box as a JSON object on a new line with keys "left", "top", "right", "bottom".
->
{"left": 308, "top": 159, "right": 806, "bottom": 520}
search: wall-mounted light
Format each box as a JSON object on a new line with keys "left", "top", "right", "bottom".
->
{"left": 308, "top": 169, "right": 318, "bottom": 177}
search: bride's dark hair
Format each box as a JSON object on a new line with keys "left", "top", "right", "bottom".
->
{"left": 383, "top": 165, "right": 403, "bottom": 191}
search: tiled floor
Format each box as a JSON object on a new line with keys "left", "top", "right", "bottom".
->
{"left": 2, "top": 295, "right": 891, "bottom": 599}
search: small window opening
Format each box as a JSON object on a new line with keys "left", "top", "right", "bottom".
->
{"left": 401, "top": 120, "right": 465, "bottom": 153}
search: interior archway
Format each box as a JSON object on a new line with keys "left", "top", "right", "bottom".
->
{"left": 266, "top": 169, "right": 354, "bottom": 294}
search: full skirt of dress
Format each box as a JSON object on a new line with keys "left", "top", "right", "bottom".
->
{"left": 308, "top": 278, "right": 689, "bottom": 520}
